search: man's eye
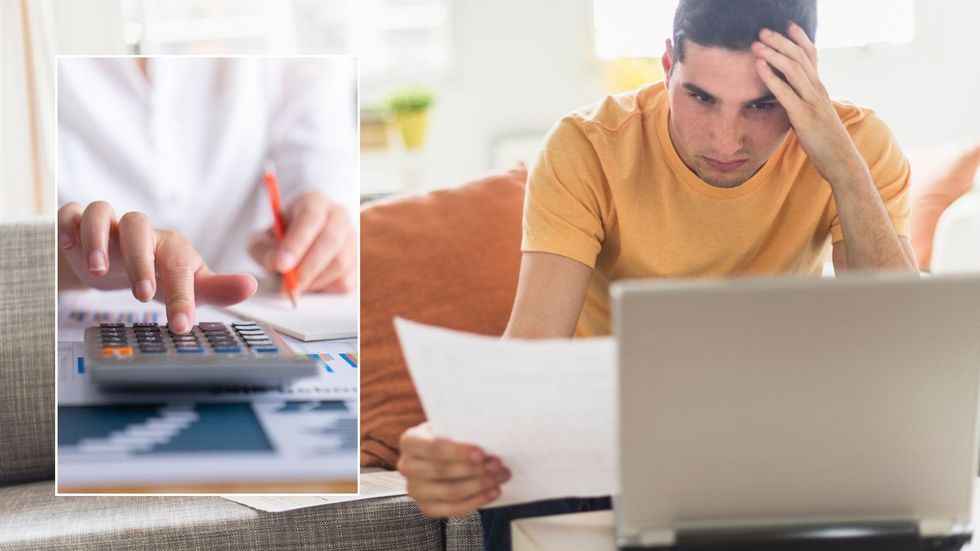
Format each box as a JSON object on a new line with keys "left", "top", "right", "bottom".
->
{"left": 689, "top": 92, "right": 713, "bottom": 104}
{"left": 749, "top": 102, "right": 778, "bottom": 110}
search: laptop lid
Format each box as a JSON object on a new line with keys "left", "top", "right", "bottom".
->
{"left": 612, "top": 275, "right": 980, "bottom": 547}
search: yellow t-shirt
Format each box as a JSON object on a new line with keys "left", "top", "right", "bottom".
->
{"left": 522, "top": 82, "right": 911, "bottom": 337}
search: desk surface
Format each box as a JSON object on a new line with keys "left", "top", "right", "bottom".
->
{"left": 513, "top": 482, "right": 980, "bottom": 551}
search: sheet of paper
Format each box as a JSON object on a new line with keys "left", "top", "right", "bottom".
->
{"left": 224, "top": 285, "right": 357, "bottom": 341}
{"left": 394, "top": 318, "right": 617, "bottom": 508}
{"left": 223, "top": 470, "right": 408, "bottom": 512}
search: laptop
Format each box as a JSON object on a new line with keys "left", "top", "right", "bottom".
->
{"left": 611, "top": 274, "right": 980, "bottom": 550}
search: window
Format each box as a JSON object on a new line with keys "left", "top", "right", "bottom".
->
{"left": 592, "top": 0, "right": 916, "bottom": 60}
{"left": 122, "top": 0, "right": 450, "bottom": 76}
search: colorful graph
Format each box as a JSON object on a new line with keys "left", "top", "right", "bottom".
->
{"left": 307, "top": 353, "right": 358, "bottom": 373}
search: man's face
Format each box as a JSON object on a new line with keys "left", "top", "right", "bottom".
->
{"left": 664, "top": 40, "right": 792, "bottom": 188}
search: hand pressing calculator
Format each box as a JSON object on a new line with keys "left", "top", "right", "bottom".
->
{"left": 84, "top": 321, "right": 318, "bottom": 388}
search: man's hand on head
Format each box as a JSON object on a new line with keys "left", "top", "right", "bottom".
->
{"left": 58, "top": 201, "right": 258, "bottom": 334}
{"left": 248, "top": 191, "right": 357, "bottom": 295}
{"left": 751, "top": 22, "right": 867, "bottom": 187}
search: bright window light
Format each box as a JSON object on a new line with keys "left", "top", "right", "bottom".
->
{"left": 593, "top": 0, "right": 916, "bottom": 60}
{"left": 816, "top": 0, "right": 915, "bottom": 49}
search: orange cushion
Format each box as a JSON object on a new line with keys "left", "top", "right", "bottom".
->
{"left": 909, "top": 144, "right": 980, "bottom": 271}
{"left": 359, "top": 168, "right": 528, "bottom": 468}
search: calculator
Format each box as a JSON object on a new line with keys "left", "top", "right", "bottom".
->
{"left": 84, "top": 321, "right": 319, "bottom": 388}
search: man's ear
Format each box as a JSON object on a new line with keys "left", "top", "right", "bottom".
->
{"left": 662, "top": 39, "right": 673, "bottom": 86}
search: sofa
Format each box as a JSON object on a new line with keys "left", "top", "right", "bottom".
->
{"left": 0, "top": 217, "right": 481, "bottom": 551}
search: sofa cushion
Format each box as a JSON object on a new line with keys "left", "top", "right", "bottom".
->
{"left": 908, "top": 143, "right": 980, "bottom": 271}
{"left": 0, "top": 218, "right": 56, "bottom": 487}
{"left": 360, "top": 168, "right": 527, "bottom": 468}
{"left": 0, "top": 481, "right": 445, "bottom": 551}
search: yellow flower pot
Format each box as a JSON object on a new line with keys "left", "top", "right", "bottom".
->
{"left": 394, "top": 111, "right": 429, "bottom": 150}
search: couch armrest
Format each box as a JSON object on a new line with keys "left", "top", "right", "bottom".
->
{"left": 0, "top": 217, "right": 55, "bottom": 486}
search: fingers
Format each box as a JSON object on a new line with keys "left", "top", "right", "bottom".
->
{"left": 79, "top": 201, "right": 116, "bottom": 276}
{"left": 301, "top": 208, "right": 355, "bottom": 293}
{"left": 248, "top": 230, "right": 279, "bottom": 273}
{"left": 154, "top": 232, "right": 200, "bottom": 334}
{"left": 276, "top": 198, "right": 327, "bottom": 273}
{"left": 117, "top": 211, "right": 157, "bottom": 302}
{"left": 754, "top": 57, "right": 802, "bottom": 112}
{"left": 416, "top": 485, "right": 503, "bottom": 518}
{"left": 195, "top": 271, "right": 258, "bottom": 306}
{"left": 786, "top": 22, "right": 818, "bottom": 69}
{"left": 58, "top": 202, "right": 83, "bottom": 250}
{"left": 753, "top": 34, "right": 818, "bottom": 102}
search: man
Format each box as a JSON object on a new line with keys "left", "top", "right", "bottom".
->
{"left": 57, "top": 58, "right": 357, "bottom": 333}
{"left": 398, "top": 0, "right": 917, "bottom": 548}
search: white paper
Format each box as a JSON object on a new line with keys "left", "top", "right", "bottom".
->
{"left": 223, "top": 470, "right": 408, "bottom": 512}
{"left": 224, "top": 289, "right": 357, "bottom": 341}
{"left": 394, "top": 318, "right": 617, "bottom": 508}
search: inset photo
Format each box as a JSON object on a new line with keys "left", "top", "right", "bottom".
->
{"left": 55, "top": 56, "right": 358, "bottom": 494}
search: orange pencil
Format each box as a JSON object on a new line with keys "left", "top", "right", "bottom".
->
{"left": 263, "top": 163, "right": 299, "bottom": 308}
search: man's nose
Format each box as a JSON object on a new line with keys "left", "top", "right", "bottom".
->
{"left": 713, "top": 112, "right": 743, "bottom": 157}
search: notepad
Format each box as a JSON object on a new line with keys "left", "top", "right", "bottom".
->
{"left": 224, "top": 290, "right": 357, "bottom": 342}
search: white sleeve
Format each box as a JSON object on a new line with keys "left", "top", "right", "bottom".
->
{"left": 265, "top": 58, "right": 358, "bottom": 216}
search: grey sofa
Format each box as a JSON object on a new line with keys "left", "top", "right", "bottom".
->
{"left": 0, "top": 217, "right": 482, "bottom": 550}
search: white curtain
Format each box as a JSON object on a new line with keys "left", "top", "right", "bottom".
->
{"left": 0, "top": 0, "right": 56, "bottom": 218}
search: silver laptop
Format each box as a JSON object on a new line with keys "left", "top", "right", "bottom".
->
{"left": 612, "top": 274, "right": 980, "bottom": 550}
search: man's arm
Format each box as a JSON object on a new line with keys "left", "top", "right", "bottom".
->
{"left": 752, "top": 24, "right": 916, "bottom": 273}
{"left": 504, "top": 251, "right": 594, "bottom": 339}
{"left": 832, "top": 237, "right": 918, "bottom": 274}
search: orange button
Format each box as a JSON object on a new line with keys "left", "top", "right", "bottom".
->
{"left": 103, "top": 347, "right": 133, "bottom": 357}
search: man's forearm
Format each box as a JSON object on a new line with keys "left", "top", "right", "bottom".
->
{"left": 830, "top": 159, "right": 916, "bottom": 272}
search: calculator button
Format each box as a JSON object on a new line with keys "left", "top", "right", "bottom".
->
{"left": 101, "top": 341, "right": 129, "bottom": 348}
{"left": 99, "top": 323, "right": 125, "bottom": 328}
{"left": 102, "top": 347, "right": 133, "bottom": 356}
{"left": 133, "top": 327, "right": 161, "bottom": 334}
{"left": 231, "top": 321, "right": 258, "bottom": 327}
{"left": 199, "top": 322, "right": 226, "bottom": 331}
{"left": 244, "top": 341, "right": 273, "bottom": 348}
{"left": 133, "top": 322, "right": 158, "bottom": 328}
{"left": 208, "top": 339, "right": 239, "bottom": 347}
{"left": 213, "top": 346, "right": 243, "bottom": 353}
{"left": 139, "top": 345, "right": 167, "bottom": 353}
{"left": 171, "top": 335, "right": 199, "bottom": 342}
{"left": 176, "top": 347, "right": 204, "bottom": 353}
{"left": 254, "top": 346, "right": 279, "bottom": 353}
{"left": 174, "top": 342, "right": 202, "bottom": 349}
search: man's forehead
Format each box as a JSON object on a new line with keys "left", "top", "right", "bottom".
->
{"left": 674, "top": 42, "right": 771, "bottom": 103}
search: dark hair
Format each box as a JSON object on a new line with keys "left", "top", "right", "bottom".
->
{"left": 672, "top": 0, "right": 817, "bottom": 65}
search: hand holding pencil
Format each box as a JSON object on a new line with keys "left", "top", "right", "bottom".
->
{"left": 249, "top": 164, "right": 358, "bottom": 301}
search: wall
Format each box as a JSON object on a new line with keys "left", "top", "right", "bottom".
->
{"left": 367, "top": 0, "right": 980, "bottom": 190}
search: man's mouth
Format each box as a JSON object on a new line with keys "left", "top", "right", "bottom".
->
{"left": 703, "top": 157, "right": 748, "bottom": 172}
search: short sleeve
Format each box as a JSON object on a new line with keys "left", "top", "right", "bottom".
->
{"left": 829, "top": 111, "right": 911, "bottom": 244}
{"left": 521, "top": 117, "right": 609, "bottom": 269}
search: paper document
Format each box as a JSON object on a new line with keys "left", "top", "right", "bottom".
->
{"left": 224, "top": 281, "right": 357, "bottom": 341}
{"left": 395, "top": 318, "right": 616, "bottom": 508}
{"left": 223, "top": 470, "right": 408, "bottom": 512}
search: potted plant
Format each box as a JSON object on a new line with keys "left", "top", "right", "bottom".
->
{"left": 386, "top": 88, "right": 434, "bottom": 150}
